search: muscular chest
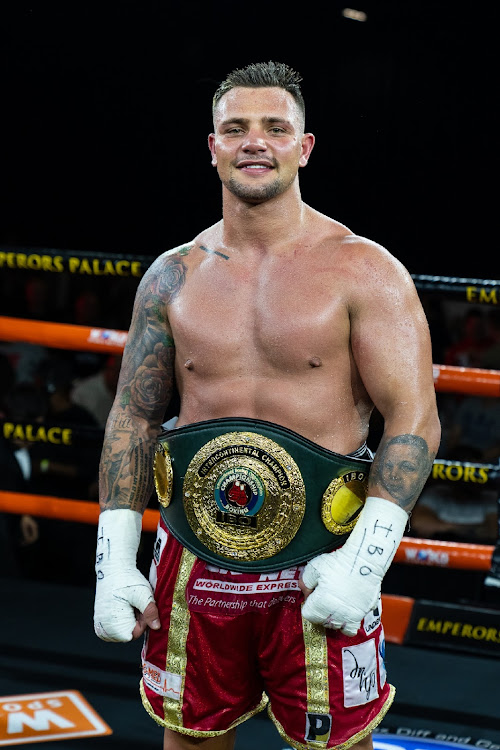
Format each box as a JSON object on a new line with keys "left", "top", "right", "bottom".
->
{"left": 169, "top": 255, "right": 350, "bottom": 371}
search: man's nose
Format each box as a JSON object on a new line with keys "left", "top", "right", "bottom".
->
{"left": 388, "top": 469, "right": 402, "bottom": 482}
{"left": 241, "top": 130, "right": 267, "bottom": 152}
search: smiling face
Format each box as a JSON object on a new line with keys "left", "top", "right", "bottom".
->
{"left": 208, "top": 86, "right": 314, "bottom": 204}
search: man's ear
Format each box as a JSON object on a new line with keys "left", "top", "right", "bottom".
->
{"left": 299, "top": 132, "right": 315, "bottom": 167}
{"left": 208, "top": 133, "right": 217, "bottom": 166}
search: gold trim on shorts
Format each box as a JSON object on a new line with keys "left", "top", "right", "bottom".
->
{"left": 266, "top": 615, "right": 396, "bottom": 750}
{"left": 303, "top": 618, "right": 330, "bottom": 719}
{"left": 162, "top": 547, "right": 196, "bottom": 727}
{"left": 268, "top": 684, "right": 396, "bottom": 750}
{"left": 141, "top": 683, "right": 268, "bottom": 736}
{"left": 139, "top": 545, "right": 269, "bottom": 735}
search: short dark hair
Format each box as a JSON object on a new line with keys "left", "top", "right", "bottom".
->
{"left": 212, "top": 61, "right": 305, "bottom": 125}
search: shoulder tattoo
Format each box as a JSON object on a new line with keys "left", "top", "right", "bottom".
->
{"left": 159, "top": 255, "right": 187, "bottom": 304}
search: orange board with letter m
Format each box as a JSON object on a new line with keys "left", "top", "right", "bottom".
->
{"left": 0, "top": 690, "right": 112, "bottom": 745}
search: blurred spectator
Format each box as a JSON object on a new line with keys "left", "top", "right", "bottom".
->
{"left": 420, "top": 293, "right": 451, "bottom": 365}
{"left": 71, "top": 287, "right": 109, "bottom": 376}
{"left": 411, "top": 448, "right": 498, "bottom": 544}
{"left": 0, "top": 353, "right": 15, "bottom": 414}
{"left": 444, "top": 308, "right": 493, "bottom": 368}
{"left": 411, "top": 486, "right": 498, "bottom": 544}
{"left": 0, "top": 277, "right": 52, "bottom": 382}
{"left": 0, "top": 265, "right": 25, "bottom": 317}
{"left": 445, "top": 395, "right": 500, "bottom": 463}
{"left": 0, "top": 341, "right": 49, "bottom": 386}
{"left": 34, "top": 354, "right": 102, "bottom": 500}
{"left": 71, "top": 354, "right": 121, "bottom": 427}
{"left": 23, "top": 275, "right": 56, "bottom": 321}
{"left": 0, "top": 383, "right": 49, "bottom": 577}
{"left": 73, "top": 288, "right": 103, "bottom": 326}
{"left": 479, "top": 310, "right": 500, "bottom": 370}
{"left": 25, "top": 354, "right": 103, "bottom": 586}
{"left": 105, "top": 275, "right": 139, "bottom": 330}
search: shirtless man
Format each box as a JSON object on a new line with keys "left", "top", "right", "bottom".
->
{"left": 94, "top": 62, "right": 441, "bottom": 750}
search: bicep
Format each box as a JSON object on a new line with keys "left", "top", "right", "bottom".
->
{"left": 350, "top": 271, "right": 435, "bottom": 425}
{"left": 114, "top": 265, "right": 176, "bottom": 427}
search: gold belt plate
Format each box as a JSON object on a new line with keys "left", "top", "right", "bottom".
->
{"left": 182, "top": 431, "right": 306, "bottom": 562}
{"left": 321, "top": 470, "right": 368, "bottom": 535}
{"left": 154, "top": 443, "right": 173, "bottom": 508}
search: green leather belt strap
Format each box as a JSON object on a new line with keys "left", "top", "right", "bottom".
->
{"left": 154, "top": 417, "right": 372, "bottom": 572}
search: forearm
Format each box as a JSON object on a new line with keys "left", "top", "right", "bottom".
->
{"left": 368, "top": 412, "right": 440, "bottom": 513}
{"left": 95, "top": 402, "right": 164, "bottom": 642}
{"left": 98, "top": 404, "right": 159, "bottom": 514}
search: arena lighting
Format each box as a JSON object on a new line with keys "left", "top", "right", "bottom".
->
{"left": 341, "top": 7, "right": 368, "bottom": 21}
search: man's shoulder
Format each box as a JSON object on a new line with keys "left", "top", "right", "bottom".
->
{"left": 342, "top": 233, "right": 414, "bottom": 288}
{"left": 140, "top": 241, "right": 199, "bottom": 280}
{"left": 310, "top": 211, "right": 405, "bottom": 268}
{"left": 314, "top": 219, "right": 411, "bottom": 283}
{"left": 152, "top": 223, "right": 222, "bottom": 266}
{"left": 159, "top": 241, "right": 197, "bottom": 261}
{"left": 339, "top": 231, "right": 396, "bottom": 261}
{"left": 313, "top": 223, "right": 418, "bottom": 309}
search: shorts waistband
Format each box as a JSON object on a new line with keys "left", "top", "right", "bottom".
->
{"left": 154, "top": 417, "right": 372, "bottom": 572}
{"left": 347, "top": 443, "right": 373, "bottom": 461}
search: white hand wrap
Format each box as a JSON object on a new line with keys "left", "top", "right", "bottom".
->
{"left": 94, "top": 509, "right": 155, "bottom": 643}
{"left": 301, "top": 496, "right": 407, "bottom": 636}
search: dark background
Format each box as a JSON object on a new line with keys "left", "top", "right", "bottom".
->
{"left": 1, "top": 1, "right": 496, "bottom": 278}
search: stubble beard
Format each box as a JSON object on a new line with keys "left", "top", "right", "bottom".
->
{"left": 225, "top": 174, "right": 286, "bottom": 204}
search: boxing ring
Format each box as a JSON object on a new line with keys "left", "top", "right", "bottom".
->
{"left": 1, "top": 247, "right": 500, "bottom": 747}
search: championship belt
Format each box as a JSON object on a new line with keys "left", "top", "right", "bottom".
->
{"left": 154, "top": 417, "right": 371, "bottom": 572}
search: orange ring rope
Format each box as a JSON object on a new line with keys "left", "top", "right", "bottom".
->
{"left": 394, "top": 537, "right": 494, "bottom": 570}
{"left": 0, "top": 316, "right": 127, "bottom": 354}
{"left": 0, "top": 490, "right": 159, "bottom": 531}
{"left": 0, "top": 490, "right": 494, "bottom": 571}
{"left": 2, "top": 316, "right": 499, "bottom": 396}
{"left": 433, "top": 364, "right": 500, "bottom": 398}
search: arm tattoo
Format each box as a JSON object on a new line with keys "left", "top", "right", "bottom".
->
{"left": 370, "top": 433, "right": 435, "bottom": 511}
{"left": 98, "top": 252, "right": 182, "bottom": 513}
{"left": 129, "top": 441, "right": 155, "bottom": 512}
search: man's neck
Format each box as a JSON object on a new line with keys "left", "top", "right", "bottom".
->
{"left": 220, "top": 188, "right": 307, "bottom": 253}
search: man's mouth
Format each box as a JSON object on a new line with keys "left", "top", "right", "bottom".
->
{"left": 237, "top": 161, "right": 274, "bottom": 171}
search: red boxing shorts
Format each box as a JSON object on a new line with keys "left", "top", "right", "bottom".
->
{"left": 140, "top": 519, "right": 395, "bottom": 749}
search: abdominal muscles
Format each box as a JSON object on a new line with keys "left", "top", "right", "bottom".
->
{"left": 175, "top": 365, "right": 371, "bottom": 455}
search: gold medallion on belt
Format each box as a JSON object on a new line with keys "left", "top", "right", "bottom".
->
{"left": 321, "top": 470, "right": 368, "bottom": 534}
{"left": 181, "top": 431, "right": 305, "bottom": 562}
{"left": 154, "top": 442, "right": 173, "bottom": 507}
